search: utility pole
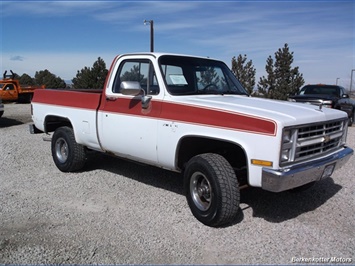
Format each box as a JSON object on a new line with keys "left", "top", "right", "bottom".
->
{"left": 350, "top": 69, "right": 355, "bottom": 93}
{"left": 144, "top": 20, "right": 154, "bottom": 52}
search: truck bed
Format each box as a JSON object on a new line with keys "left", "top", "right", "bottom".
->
{"left": 32, "top": 88, "right": 103, "bottom": 151}
{"left": 32, "top": 88, "right": 102, "bottom": 110}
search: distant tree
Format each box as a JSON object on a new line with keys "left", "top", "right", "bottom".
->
{"left": 72, "top": 57, "right": 108, "bottom": 89}
{"left": 257, "top": 56, "right": 275, "bottom": 98}
{"left": 121, "top": 65, "right": 146, "bottom": 83}
{"left": 257, "top": 43, "right": 304, "bottom": 100}
{"left": 231, "top": 54, "right": 256, "bottom": 95}
{"left": 19, "top": 73, "right": 35, "bottom": 86}
{"left": 72, "top": 66, "right": 92, "bottom": 89}
{"left": 34, "top": 69, "right": 66, "bottom": 88}
{"left": 91, "top": 57, "right": 109, "bottom": 89}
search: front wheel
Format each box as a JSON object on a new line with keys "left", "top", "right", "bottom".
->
{"left": 51, "top": 126, "right": 86, "bottom": 172}
{"left": 184, "top": 153, "right": 240, "bottom": 227}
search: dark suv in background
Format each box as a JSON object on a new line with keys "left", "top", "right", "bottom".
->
{"left": 288, "top": 84, "right": 355, "bottom": 126}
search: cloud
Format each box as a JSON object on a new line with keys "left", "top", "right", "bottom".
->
{"left": 10, "top": 55, "right": 25, "bottom": 61}
{"left": 1, "top": 1, "right": 353, "bottom": 88}
{"left": 3, "top": 52, "right": 116, "bottom": 80}
{"left": 1, "top": 1, "right": 112, "bottom": 17}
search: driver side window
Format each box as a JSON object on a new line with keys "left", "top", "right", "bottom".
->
{"left": 112, "top": 59, "right": 159, "bottom": 95}
{"left": 5, "top": 84, "right": 14, "bottom": 90}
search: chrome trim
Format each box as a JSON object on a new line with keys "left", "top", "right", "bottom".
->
{"left": 280, "top": 119, "right": 348, "bottom": 166}
{"left": 262, "top": 147, "right": 353, "bottom": 192}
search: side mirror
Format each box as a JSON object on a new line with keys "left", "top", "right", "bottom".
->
{"left": 120, "top": 81, "right": 142, "bottom": 96}
{"left": 342, "top": 94, "right": 349, "bottom": 99}
{"left": 120, "top": 81, "right": 152, "bottom": 109}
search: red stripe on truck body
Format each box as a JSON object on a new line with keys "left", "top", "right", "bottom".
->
{"left": 32, "top": 89, "right": 276, "bottom": 136}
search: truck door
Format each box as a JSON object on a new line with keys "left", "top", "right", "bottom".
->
{"left": 98, "top": 58, "right": 162, "bottom": 165}
{"left": 0, "top": 83, "right": 18, "bottom": 101}
{"left": 337, "top": 87, "right": 353, "bottom": 115}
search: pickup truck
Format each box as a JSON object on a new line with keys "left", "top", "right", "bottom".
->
{"left": 288, "top": 84, "right": 355, "bottom": 126}
{"left": 30, "top": 53, "right": 353, "bottom": 227}
{"left": 0, "top": 70, "right": 45, "bottom": 103}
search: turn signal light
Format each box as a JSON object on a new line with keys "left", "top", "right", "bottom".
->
{"left": 251, "top": 159, "right": 273, "bottom": 167}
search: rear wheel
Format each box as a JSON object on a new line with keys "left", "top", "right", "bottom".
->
{"left": 184, "top": 153, "right": 240, "bottom": 227}
{"left": 51, "top": 126, "right": 86, "bottom": 172}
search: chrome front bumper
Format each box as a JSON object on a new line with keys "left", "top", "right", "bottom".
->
{"left": 262, "top": 147, "right": 353, "bottom": 192}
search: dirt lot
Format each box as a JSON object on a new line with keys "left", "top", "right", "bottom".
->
{"left": 0, "top": 103, "right": 354, "bottom": 264}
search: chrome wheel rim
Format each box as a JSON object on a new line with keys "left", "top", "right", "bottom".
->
{"left": 55, "top": 137, "right": 68, "bottom": 163}
{"left": 190, "top": 171, "right": 212, "bottom": 211}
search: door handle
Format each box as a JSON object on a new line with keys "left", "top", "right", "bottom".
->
{"left": 106, "top": 97, "right": 117, "bottom": 101}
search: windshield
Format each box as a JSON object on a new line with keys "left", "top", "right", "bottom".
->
{"left": 159, "top": 55, "right": 248, "bottom": 96}
{"left": 299, "top": 85, "right": 340, "bottom": 97}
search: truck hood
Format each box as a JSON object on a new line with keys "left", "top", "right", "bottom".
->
{"left": 174, "top": 95, "right": 347, "bottom": 127}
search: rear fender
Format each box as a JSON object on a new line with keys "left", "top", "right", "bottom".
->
{"left": 44, "top": 115, "right": 73, "bottom": 133}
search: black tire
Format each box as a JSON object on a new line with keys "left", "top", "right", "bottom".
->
{"left": 184, "top": 153, "right": 240, "bottom": 227}
{"left": 17, "top": 93, "right": 32, "bottom": 103}
{"left": 51, "top": 126, "right": 86, "bottom": 172}
{"left": 17, "top": 94, "right": 25, "bottom": 103}
{"left": 0, "top": 110, "right": 3, "bottom": 118}
{"left": 26, "top": 93, "right": 33, "bottom": 103}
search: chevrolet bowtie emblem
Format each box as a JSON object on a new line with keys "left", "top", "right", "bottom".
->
{"left": 323, "top": 135, "right": 331, "bottom": 143}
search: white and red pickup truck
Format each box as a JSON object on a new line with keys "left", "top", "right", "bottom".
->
{"left": 30, "top": 53, "right": 353, "bottom": 226}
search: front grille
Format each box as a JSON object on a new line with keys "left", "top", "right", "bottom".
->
{"left": 298, "top": 121, "right": 342, "bottom": 138}
{"left": 281, "top": 119, "right": 347, "bottom": 166}
{"left": 296, "top": 121, "right": 343, "bottom": 160}
{"left": 297, "top": 138, "right": 339, "bottom": 158}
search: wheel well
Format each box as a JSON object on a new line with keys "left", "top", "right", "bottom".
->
{"left": 177, "top": 136, "right": 247, "bottom": 182}
{"left": 44, "top": 115, "right": 72, "bottom": 133}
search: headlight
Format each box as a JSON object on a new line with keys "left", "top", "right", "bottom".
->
{"left": 322, "top": 100, "right": 333, "bottom": 108}
{"left": 281, "top": 149, "right": 291, "bottom": 162}
{"left": 341, "top": 120, "right": 349, "bottom": 145}
{"left": 283, "top": 130, "right": 292, "bottom": 143}
{"left": 281, "top": 128, "right": 296, "bottom": 163}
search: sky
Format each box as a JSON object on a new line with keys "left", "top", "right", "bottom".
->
{"left": 1, "top": 0, "right": 354, "bottom": 89}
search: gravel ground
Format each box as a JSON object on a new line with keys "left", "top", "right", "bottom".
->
{"left": 0, "top": 103, "right": 354, "bottom": 264}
